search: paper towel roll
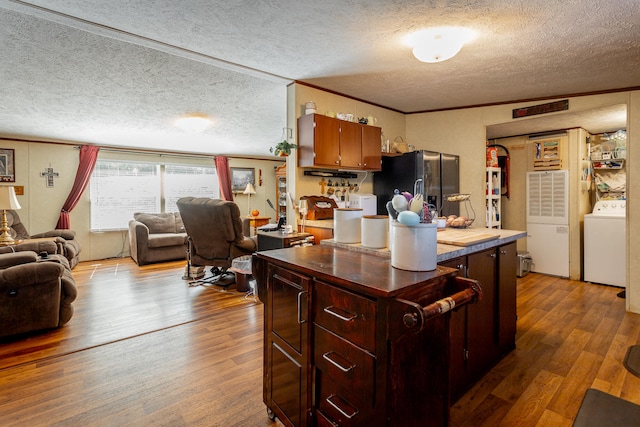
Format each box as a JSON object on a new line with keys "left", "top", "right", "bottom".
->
{"left": 361, "top": 215, "right": 388, "bottom": 248}
{"left": 333, "top": 208, "right": 363, "bottom": 243}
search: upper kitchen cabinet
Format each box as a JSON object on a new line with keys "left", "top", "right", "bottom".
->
{"left": 298, "top": 114, "right": 382, "bottom": 171}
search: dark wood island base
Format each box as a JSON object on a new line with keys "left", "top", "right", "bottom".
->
{"left": 253, "top": 245, "right": 482, "bottom": 427}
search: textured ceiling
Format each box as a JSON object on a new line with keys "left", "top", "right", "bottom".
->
{"left": 1, "top": 0, "right": 638, "bottom": 156}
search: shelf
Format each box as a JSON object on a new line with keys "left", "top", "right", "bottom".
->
{"left": 485, "top": 167, "right": 501, "bottom": 229}
{"left": 592, "top": 159, "right": 624, "bottom": 170}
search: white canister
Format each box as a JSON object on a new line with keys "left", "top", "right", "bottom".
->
{"left": 305, "top": 101, "right": 317, "bottom": 115}
{"left": 361, "top": 215, "right": 389, "bottom": 249}
{"left": 390, "top": 222, "right": 437, "bottom": 271}
{"left": 333, "top": 208, "right": 363, "bottom": 243}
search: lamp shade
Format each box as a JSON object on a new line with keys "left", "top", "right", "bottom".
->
{"left": 243, "top": 183, "right": 256, "bottom": 195}
{"left": 0, "top": 186, "right": 21, "bottom": 210}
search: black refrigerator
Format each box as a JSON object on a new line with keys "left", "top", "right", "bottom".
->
{"left": 373, "top": 150, "right": 460, "bottom": 217}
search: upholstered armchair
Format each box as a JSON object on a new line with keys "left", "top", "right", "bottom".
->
{"left": 128, "top": 212, "right": 188, "bottom": 266}
{"left": 0, "top": 247, "right": 77, "bottom": 338}
{"left": 176, "top": 197, "right": 257, "bottom": 284}
{"left": 6, "top": 210, "right": 82, "bottom": 269}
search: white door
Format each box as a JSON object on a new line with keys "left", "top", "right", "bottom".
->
{"left": 527, "top": 222, "right": 570, "bottom": 277}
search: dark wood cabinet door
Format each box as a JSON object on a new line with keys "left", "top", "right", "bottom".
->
{"left": 338, "top": 120, "right": 362, "bottom": 169}
{"left": 440, "top": 257, "right": 468, "bottom": 401}
{"left": 361, "top": 125, "right": 382, "bottom": 171}
{"left": 498, "top": 242, "right": 517, "bottom": 351}
{"left": 267, "top": 265, "right": 311, "bottom": 426}
{"left": 466, "top": 248, "right": 497, "bottom": 379}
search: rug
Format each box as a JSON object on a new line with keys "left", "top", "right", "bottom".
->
{"left": 573, "top": 388, "right": 640, "bottom": 427}
{"left": 623, "top": 344, "right": 640, "bottom": 378}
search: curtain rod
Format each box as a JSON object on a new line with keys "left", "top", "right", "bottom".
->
{"left": 75, "top": 145, "right": 281, "bottom": 162}
{"left": 77, "top": 145, "right": 215, "bottom": 160}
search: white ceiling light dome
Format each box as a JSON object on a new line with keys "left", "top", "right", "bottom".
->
{"left": 174, "top": 113, "right": 213, "bottom": 132}
{"left": 407, "top": 27, "right": 477, "bottom": 63}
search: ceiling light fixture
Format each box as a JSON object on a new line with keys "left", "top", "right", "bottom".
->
{"left": 174, "top": 113, "right": 213, "bottom": 132}
{"left": 407, "top": 27, "right": 476, "bottom": 63}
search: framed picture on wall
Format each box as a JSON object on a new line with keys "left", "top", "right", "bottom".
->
{"left": 0, "top": 149, "right": 15, "bottom": 182}
{"left": 230, "top": 167, "right": 255, "bottom": 193}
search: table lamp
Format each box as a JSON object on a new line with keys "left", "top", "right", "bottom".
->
{"left": 0, "top": 186, "right": 21, "bottom": 245}
{"left": 243, "top": 182, "right": 256, "bottom": 215}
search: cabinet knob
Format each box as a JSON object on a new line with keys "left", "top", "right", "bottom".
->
{"left": 403, "top": 313, "right": 419, "bottom": 328}
{"left": 490, "top": 253, "right": 496, "bottom": 258}
{"left": 500, "top": 250, "right": 507, "bottom": 255}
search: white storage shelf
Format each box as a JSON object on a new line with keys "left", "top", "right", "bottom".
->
{"left": 486, "top": 167, "right": 501, "bottom": 228}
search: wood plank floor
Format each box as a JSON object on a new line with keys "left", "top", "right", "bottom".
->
{"left": 1, "top": 258, "right": 639, "bottom": 426}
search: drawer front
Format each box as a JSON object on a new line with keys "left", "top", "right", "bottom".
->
{"left": 314, "top": 325, "right": 375, "bottom": 404}
{"left": 316, "top": 409, "right": 338, "bottom": 427}
{"left": 316, "top": 371, "right": 374, "bottom": 427}
{"left": 314, "top": 281, "right": 376, "bottom": 352}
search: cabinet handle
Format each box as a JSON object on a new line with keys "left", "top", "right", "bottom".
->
{"left": 322, "top": 351, "right": 355, "bottom": 372}
{"left": 297, "top": 291, "right": 308, "bottom": 324}
{"left": 500, "top": 250, "right": 507, "bottom": 255}
{"left": 326, "top": 394, "right": 359, "bottom": 419}
{"left": 323, "top": 305, "right": 357, "bottom": 322}
{"left": 490, "top": 253, "right": 496, "bottom": 258}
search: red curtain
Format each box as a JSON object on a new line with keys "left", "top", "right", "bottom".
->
{"left": 56, "top": 145, "right": 100, "bottom": 229}
{"left": 216, "top": 156, "right": 233, "bottom": 201}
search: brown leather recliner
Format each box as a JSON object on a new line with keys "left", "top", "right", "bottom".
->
{"left": 0, "top": 241, "right": 77, "bottom": 338}
{"left": 176, "top": 197, "right": 257, "bottom": 284}
{"left": 6, "top": 210, "right": 82, "bottom": 269}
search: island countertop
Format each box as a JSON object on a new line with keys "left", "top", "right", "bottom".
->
{"left": 320, "top": 227, "right": 527, "bottom": 263}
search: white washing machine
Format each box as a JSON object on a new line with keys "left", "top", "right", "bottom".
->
{"left": 584, "top": 200, "right": 626, "bottom": 288}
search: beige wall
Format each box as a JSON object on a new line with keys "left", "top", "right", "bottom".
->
{"left": 1, "top": 139, "right": 282, "bottom": 261}
{"left": 286, "top": 83, "right": 406, "bottom": 225}
{"left": 407, "top": 91, "right": 638, "bottom": 313}
{"left": 628, "top": 91, "right": 639, "bottom": 313}
{"left": 4, "top": 89, "right": 638, "bottom": 313}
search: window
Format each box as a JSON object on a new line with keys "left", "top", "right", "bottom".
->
{"left": 90, "top": 160, "right": 218, "bottom": 231}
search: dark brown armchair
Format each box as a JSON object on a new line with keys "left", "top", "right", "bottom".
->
{"left": 0, "top": 245, "right": 77, "bottom": 338}
{"left": 6, "top": 210, "right": 82, "bottom": 269}
{"left": 176, "top": 197, "right": 257, "bottom": 286}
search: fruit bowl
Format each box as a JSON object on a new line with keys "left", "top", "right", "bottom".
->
{"left": 446, "top": 215, "right": 474, "bottom": 228}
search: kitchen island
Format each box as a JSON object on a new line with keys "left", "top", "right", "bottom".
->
{"left": 323, "top": 226, "right": 526, "bottom": 401}
{"left": 253, "top": 228, "right": 525, "bottom": 426}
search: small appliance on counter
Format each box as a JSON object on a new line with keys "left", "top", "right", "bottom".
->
{"left": 349, "top": 194, "right": 377, "bottom": 216}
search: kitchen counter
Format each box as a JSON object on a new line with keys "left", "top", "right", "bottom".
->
{"left": 320, "top": 227, "right": 526, "bottom": 263}
{"left": 303, "top": 219, "right": 334, "bottom": 229}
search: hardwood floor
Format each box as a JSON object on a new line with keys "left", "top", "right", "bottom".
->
{"left": 451, "top": 272, "right": 640, "bottom": 427}
{"left": 0, "top": 258, "right": 639, "bottom": 426}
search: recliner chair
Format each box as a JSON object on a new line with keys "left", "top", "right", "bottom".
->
{"left": 6, "top": 210, "right": 82, "bottom": 269}
{"left": 176, "top": 197, "right": 257, "bottom": 286}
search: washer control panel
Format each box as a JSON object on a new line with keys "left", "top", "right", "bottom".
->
{"left": 592, "top": 200, "right": 626, "bottom": 216}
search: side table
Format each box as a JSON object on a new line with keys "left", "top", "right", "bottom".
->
{"left": 244, "top": 215, "right": 270, "bottom": 236}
